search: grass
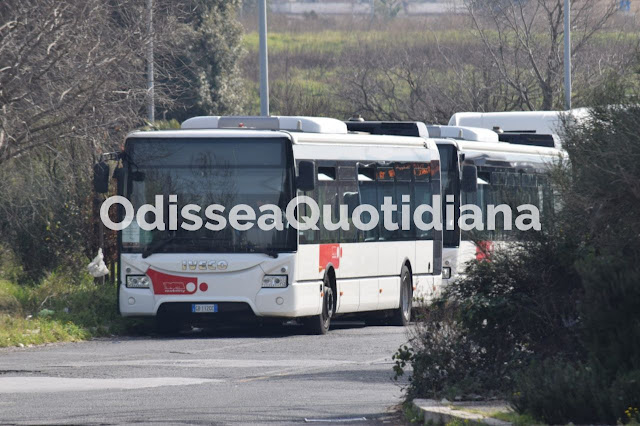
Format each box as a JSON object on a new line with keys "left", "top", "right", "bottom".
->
{"left": 243, "top": 27, "right": 633, "bottom": 55}
{"left": 449, "top": 406, "right": 539, "bottom": 425}
{"left": 490, "top": 411, "right": 538, "bottom": 425}
{"left": 243, "top": 29, "right": 481, "bottom": 54}
{"left": 241, "top": 19, "right": 639, "bottom": 117}
{"left": 0, "top": 315, "right": 90, "bottom": 347}
{"left": 0, "top": 268, "right": 150, "bottom": 348}
{"left": 403, "top": 401, "right": 426, "bottom": 424}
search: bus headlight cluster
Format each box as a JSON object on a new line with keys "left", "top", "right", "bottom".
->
{"left": 442, "top": 267, "right": 452, "bottom": 280}
{"left": 262, "top": 275, "right": 288, "bottom": 288}
{"left": 126, "top": 275, "right": 151, "bottom": 288}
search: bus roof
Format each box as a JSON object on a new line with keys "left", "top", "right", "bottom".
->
{"left": 427, "top": 125, "right": 499, "bottom": 142}
{"left": 181, "top": 115, "right": 348, "bottom": 134}
{"left": 125, "top": 128, "right": 436, "bottom": 150}
{"left": 448, "top": 109, "right": 589, "bottom": 136}
{"left": 126, "top": 129, "right": 290, "bottom": 140}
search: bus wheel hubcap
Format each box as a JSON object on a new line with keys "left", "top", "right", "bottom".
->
{"left": 402, "top": 275, "right": 410, "bottom": 319}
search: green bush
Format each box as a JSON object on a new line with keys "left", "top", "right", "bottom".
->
{"left": 577, "top": 254, "right": 640, "bottom": 377}
{"left": 609, "top": 370, "right": 640, "bottom": 422}
{"left": 395, "top": 226, "right": 584, "bottom": 401}
{"left": 399, "top": 104, "right": 640, "bottom": 424}
{"left": 511, "top": 359, "right": 610, "bottom": 424}
{"left": 394, "top": 300, "right": 499, "bottom": 400}
{"left": 513, "top": 361, "right": 640, "bottom": 424}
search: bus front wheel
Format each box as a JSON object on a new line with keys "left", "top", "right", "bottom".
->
{"left": 390, "top": 265, "right": 412, "bottom": 326}
{"left": 305, "top": 275, "right": 334, "bottom": 335}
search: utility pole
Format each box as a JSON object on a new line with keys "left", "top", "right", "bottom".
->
{"left": 564, "top": 0, "right": 571, "bottom": 110}
{"left": 146, "top": 0, "right": 155, "bottom": 122}
{"left": 259, "top": 0, "right": 269, "bottom": 116}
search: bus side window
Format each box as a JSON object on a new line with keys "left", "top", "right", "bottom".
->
{"left": 298, "top": 189, "right": 317, "bottom": 244}
{"left": 395, "top": 163, "right": 414, "bottom": 241}
{"left": 414, "top": 164, "right": 433, "bottom": 240}
{"left": 318, "top": 165, "right": 338, "bottom": 244}
{"left": 338, "top": 164, "right": 358, "bottom": 243}
{"left": 357, "top": 165, "right": 378, "bottom": 242}
{"left": 377, "top": 166, "right": 396, "bottom": 241}
{"left": 297, "top": 161, "right": 317, "bottom": 245}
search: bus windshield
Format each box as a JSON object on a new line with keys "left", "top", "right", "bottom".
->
{"left": 120, "top": 137, "right": 296, "bottom": 255}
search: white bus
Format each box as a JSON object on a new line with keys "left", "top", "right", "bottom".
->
{"left": 94, "top": 116, "right": 443, "bottom": 334}
{"left": 345, "top": 120, "right": 564, "bottom": 289}
{"left": 448, "top": 109, "right": 589, "bottom": 145}
{"left": 428, "top": 124, "right": 564, "bottom": 285}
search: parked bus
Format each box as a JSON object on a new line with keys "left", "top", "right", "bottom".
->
{"left": 448, "top": 109, "right": 589, "bottom": 145}
{"left": 345, "top": 120, "right": 564, "bottom": 290}
{"left": 94, "top": 116, "right": 443, "bottom": 334}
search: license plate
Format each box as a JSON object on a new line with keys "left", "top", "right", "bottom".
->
{"left": 191, "top": 304, "right": 218, "bottom": 313}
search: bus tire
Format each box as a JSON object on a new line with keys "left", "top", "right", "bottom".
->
{"left": 390, "top": 265, "right": 412, "bottom": 326}
{"left": 305, "top": 275, "right": 334, "bottom": 335}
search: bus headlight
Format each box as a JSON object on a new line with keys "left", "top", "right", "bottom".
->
{"left": 442, "top": 267, "right": 452, "bottom": 280}
{"left": 262, "top": 275, "right": 288, "bottom": 288}
{"left": 126, "top": 275, "right": 151, "bottom": 288}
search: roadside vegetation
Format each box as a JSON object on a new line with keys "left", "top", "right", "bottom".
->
{"left": 240, "top": 10, "right": 640, "bottom": 122}
{"left": 393, "top": 100, "right": 640, "bottom": 424}
{"left": 0, "top": 0, "right": 243, "bottom": 347}
{"left": 1, "top": 251, "right": 123, "bottom": 348}
{"left": 0, "top": 246, "right": 155, "bottom": 348}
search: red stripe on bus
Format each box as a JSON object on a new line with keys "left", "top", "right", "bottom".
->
{"left": 319, "top": 243, "right": 341, "bottom": 272}
{"left": 146, "top": 268, "right": 198, "bottom": 295}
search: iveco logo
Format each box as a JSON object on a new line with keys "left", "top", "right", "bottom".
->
{"left": 181, "top": 260, "right": 228, "bottom": 271}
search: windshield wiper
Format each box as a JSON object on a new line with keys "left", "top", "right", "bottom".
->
{"left": 142, "top": 236, "right": 179, "bottom": 258}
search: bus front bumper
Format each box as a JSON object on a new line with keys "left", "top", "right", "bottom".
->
{"left": 119, "top": 279, "right": 323, "bottom": 319}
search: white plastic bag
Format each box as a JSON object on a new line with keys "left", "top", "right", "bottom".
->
{"left": 87, "top": 248, "right": 110, "bottom": 278}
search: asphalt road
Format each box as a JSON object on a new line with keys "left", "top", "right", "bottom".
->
{"left": 0, "top": 321, "right": 411, "bottom": 425}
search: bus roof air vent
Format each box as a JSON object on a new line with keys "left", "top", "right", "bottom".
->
{"left": 427, "top": 125, "right": 500, "bottom": 142}
{"left": 497, "top": 132, "right": 557, "bottom": 148}
{"left": 344, "top": 121, "right": 429, "bottom": 138}
{"left": 181, "top": 116, "right": 348, "bottom": 134}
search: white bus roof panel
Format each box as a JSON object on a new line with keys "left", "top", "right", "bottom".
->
{"left": 448, "top": 109, "right": 589, "bottom": 136}
{"left": 292, "top": 132, "right": 437, "bottom": 150}
{"left": 126, "top": 129, "right": 289, "bottom": 139}
{"left": 427, "top": 125, "right": 499, "bottom": 142}
{"left": 293, "top": 144, "right": 432, "bottom": 163}
{"left": 181, "top": 116, "right": 348, "bottom": 134}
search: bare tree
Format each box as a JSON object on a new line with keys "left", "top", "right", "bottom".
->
{"left": 338, "top": 39, "right": 525, "bottom": 123}
{"left": 0, "top": 0, "right": 247, "bottom": 275}
{"left": 467, "top": 0, "right": 618, "bottom": 110}
{"left": 0, "top": 0, "right": 240, "bottom": 165}
{"left": 336, "top": 6, "right": 634, "bottom": 123}
{"left": 0, "top": 1, "right": 145, "bottom": 164}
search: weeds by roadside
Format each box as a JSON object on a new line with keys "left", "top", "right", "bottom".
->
{"left": 0, "top": 258, "right": 151, "bottom": 348}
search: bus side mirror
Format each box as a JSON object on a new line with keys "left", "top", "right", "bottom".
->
{"left": 93, "top": 162, "right": 110, "bottom": 194}
{"left": 297, "top": 161, "right": 316, "bottom": 191}
{"left": 461, "top": 164, "right": 478, "bottom": 193}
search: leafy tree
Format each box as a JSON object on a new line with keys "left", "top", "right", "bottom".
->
{"left": 158, "top": 0, "right": 246, "bottom": 121}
